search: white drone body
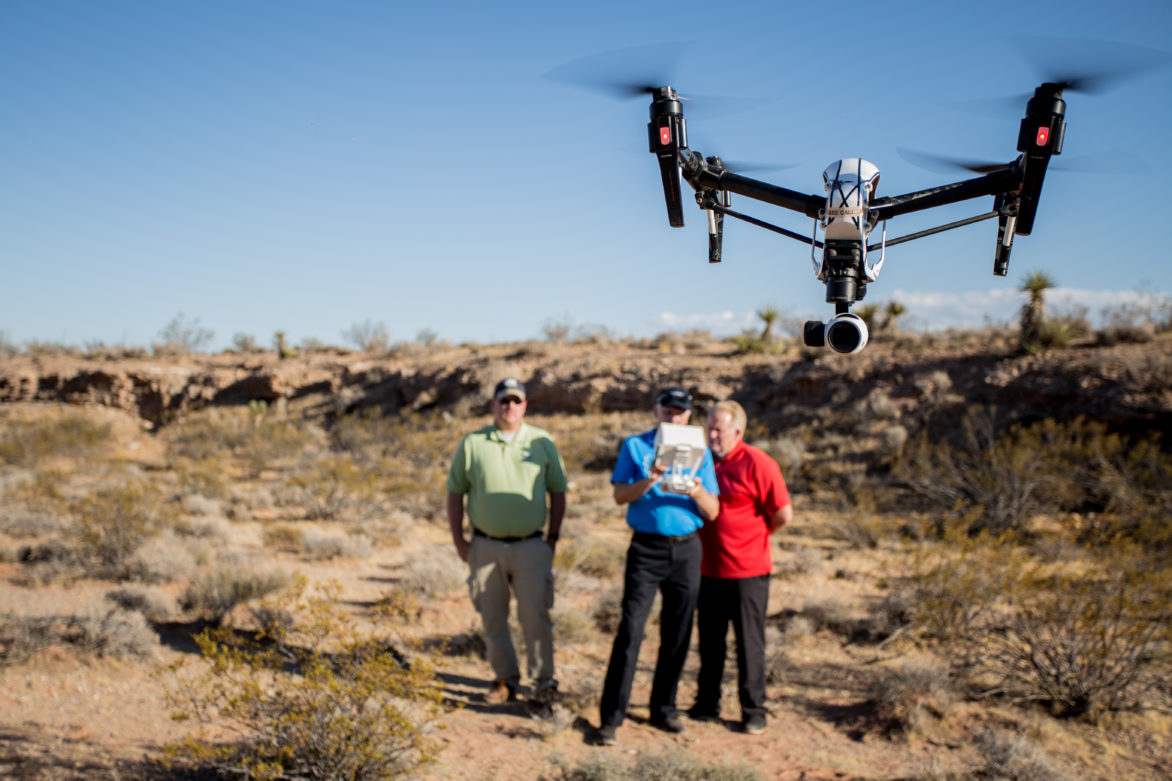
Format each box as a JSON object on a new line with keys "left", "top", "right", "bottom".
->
{"left": 814, "top": 158, "right": 886, "bottom": 284}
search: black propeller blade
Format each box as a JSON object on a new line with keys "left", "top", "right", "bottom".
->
{"left": 897, "top": 147, "right": 1149, "bottom": 176}
{"left": 541, "top": 43, "right": 759, "bottom": 119}
{"left": 540, "top": 42, "right": 688, "bottom": 101}
{"left": 1012, "top": 36, "right": 1172, "bottom": 96}
{"left": 949, "top": 37, "right": 1171, "bottom": 116}
{"left": 896, "top": 148, "right": 1016, "bottom": 175}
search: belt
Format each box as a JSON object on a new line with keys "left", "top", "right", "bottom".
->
{"left": 633, "top": 530, "right": 698, "bottom": 546}
{"left": 473, "top": 528, "right": 543, "bottom": 543}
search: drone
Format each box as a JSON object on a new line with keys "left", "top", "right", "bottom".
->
{"left": 643, "top": 82, "right": 1068, "bottom": 354}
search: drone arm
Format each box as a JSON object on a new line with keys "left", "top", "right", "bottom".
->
{"left": 870, "top": 167, "right": 1020, "bottom": 220}
{"left": 682, "top": 158, "right": 823, "bottom": 219}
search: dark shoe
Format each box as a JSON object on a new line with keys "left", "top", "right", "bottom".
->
{"left": 485, "top": 680, "right": 516, "bottom": 705}
{"left": 596, "top": 725, "right": 617, "bottom": 746}
{"left": 743, "top": 714, "right": 766, "bottom": 735}
{"left": 686, "top": 705, "right": 721, "bottom": 723}
{"left": 650, "top": 714, "right": 687, "bottom": 734}
{"left": 532, "top": 683, "right": 559, "bottom": 705}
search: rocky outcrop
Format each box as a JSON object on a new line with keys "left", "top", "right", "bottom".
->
{"left": 2, "top": 336, "right": 1170, "bottom": 439}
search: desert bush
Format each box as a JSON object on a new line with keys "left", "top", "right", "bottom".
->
{"left": 551, "top": 605, "right": 595, "bottom": 646}
{"left": 167, "top": 408, "right": 252, "bottom": 461}
{"left": 309, "top": 532, "right": 374, "bottom": 561}
{"left": 592, "top": 586, "right": 624, "bottom": 634}
{"left": 283, "top": 453, "right": 381, "bottom": 521}
{"left": 896, "top": 409, "right": 1170, "bottom": 538}
{"left": 0, "top": 412, "right": 112, "bottom": 466}
{"left": 128, "top": 529, "right": 200, "bottom": 583}
{"left": 155, "top": 312, "right": 214, "bottom": 355}
{"left": 342, "top": 319, "right": 391, "bottom": 353}
{"left": 107, "top": 585, "right": 178, "bottom": 623}
{"left": 870, "top": 660, "right": 955, "bottom": 736}
{"left": 906, "top": 535, "right": 1020, "bottom": 671}
{"left": 0, "top": 605, "right": 157, "bottom": 664}
{"left": 327, "top": 409, "right": 452, "bottom": 506}
{"left": 263, "top": 522, "right": 306, "bottom": 551}
{"left": 163, "top": 580, "right": 444, "bottom": 780}
{"left": 172, "top": 456, "right": 228, "bottom": 499}
{"left": 72, "top": 480, "right": 171, "bottom": 580}
{"left": 180, "top": 564, "right": 291, "bottom": 623}
{"left": 544, "top": 748, "right": 764, "bottom": 780}
{"left": 764, "top": 626, "right": 793, "bottom": 684}
{"left": 555, "top": 535, "right": 625, "bottom": 579}
{"left": 0, "top": 612, "right": 59, "bottom": 664}
{"left": 975, "top": 729, "right": 1067, "bottom": 781}
{"left": 70, "top": 604, "right": 159, "bottom": 657}
{"left": 908, "top": 538, "right": 1170, "bottom": 720}
{"left": 984, "top": 562, "right": 1171, "bottom": 718}
{"left": 396, "top": 546, "right": 465, "bottom": 598}
{"left": 239, "top": 418, "right": 317, "bottom": 478}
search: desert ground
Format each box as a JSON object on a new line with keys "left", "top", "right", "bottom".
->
{"left": 2, "top": 329, "right": 1170, "bottom": 779}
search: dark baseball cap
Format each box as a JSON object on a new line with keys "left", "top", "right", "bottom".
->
{"left": 655, "top": 386, "right": 692, "bottom": 411}
{"left": 493, "top": 378, "right": 526, "bottom": 401}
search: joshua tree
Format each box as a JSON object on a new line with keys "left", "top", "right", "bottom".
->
{"left": 884, "top": 301, "right": 907, "bottom": 333}
{"left": 1019, "top": 270, "right": 1055, "bottom": 349}
{"left": 756, "top": 304, "right": 781, "bottom": 343}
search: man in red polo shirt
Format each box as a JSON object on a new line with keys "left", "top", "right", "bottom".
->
{"left": 689, "top": 400, "right": 793, "bottom": 735}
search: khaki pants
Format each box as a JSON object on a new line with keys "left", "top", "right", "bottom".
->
{"left": 467, "top": 534, "right": 556, "bottom": 693}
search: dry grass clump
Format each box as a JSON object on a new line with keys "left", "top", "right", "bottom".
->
{"left": 975, "top": 728, "right": 1068, "bottom": 781}
{"left": 179, "top": 564, "right": 291, "bottom": 623}
{"left": 545, "top": 747, "right": 765, "bottom": 780}
{"left": 396, "top": 545, "right": 465, "bottom": 598}
{"left": 127, "top": 529, "right": 201, "bottom": 583}
{"left": 550, "top": 605, "right": 595, "bottom": 646}
{"left": 106, "top": 584, "right": 179, "bottom": 623}
{"left": 555, "top": 533, "right": 626, "bottom": 579}
{"left": 262, "top": 522, "right": 374, "bottom": 561}
{"left": 1, "top": 604, "right": 157, "bottom": 665}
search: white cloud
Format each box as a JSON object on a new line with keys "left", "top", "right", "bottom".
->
{"left": 888, "top": 287, "right": 1168, "bottom": 331}
{"left": 652, "top": 310, "right": 758, "bottom": 334}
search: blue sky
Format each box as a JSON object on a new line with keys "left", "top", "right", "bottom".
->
{"left": 3, "top": 0, "right": 1170, "bottom": 350}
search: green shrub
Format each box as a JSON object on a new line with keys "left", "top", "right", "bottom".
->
{"left": 163, "top": 580, "right": 443, "bottom": 780}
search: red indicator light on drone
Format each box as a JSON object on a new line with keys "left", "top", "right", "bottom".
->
{"left": 1036, "top": 127, "right": 1050, "bottom": 147}
{"left": 659, "top": 126, "right": 672, "bottom": 146}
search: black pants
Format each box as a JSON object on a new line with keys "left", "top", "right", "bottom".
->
{"left": 694, "top": 574, "right": 770, "bottom": 721}
{"left": 599, "top": 532, "right": 701, "bottom": 727}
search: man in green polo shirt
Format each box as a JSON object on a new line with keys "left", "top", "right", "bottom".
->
{"left": 447, "top": 377, "right": 568, "bottom": 706}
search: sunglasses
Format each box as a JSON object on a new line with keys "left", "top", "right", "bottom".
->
{"left": 498, "top": 397, "right": 523, "bottom": 406}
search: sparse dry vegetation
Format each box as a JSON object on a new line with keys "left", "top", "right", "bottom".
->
{"left": 1, "top": 329, "right": 1170, "bottom": 778}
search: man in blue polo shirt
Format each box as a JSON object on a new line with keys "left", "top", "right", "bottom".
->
{"left": 597, "top": 386, "right": 719, "bottom": 745}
